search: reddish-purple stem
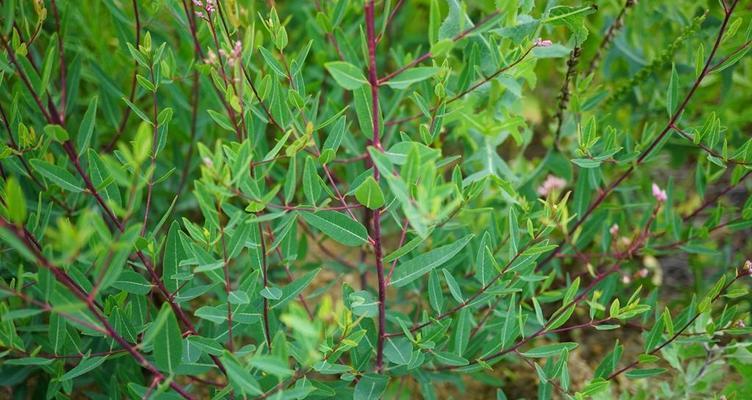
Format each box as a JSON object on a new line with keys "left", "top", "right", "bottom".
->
{"left": 365, "top": 0, "right": 387, "bottom": 373}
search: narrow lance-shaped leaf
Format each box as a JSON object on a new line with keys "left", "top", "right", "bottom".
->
{"left": 301, "top": 211, "right": 368, "bottom": 246}
{"left": 153, "top": 304, "right": 183, "bottom": 374}
{"left": 30, "top": 159, "right": 84, "bottom": 192}
{"left": 667, "top": 63, "right": 679, "bottom": 117}
{"left": 390, "top": 234, "right": 473, "bottom": 287}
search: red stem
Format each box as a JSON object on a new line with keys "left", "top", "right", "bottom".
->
{"left": 365, "top": 0, "right": 387, "bottom": 373}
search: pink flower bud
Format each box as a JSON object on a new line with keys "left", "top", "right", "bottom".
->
{"left": 609, "top": 224, "right": 619, "bottom": 236}
{"left": 652, "top": 183, "right": 667, "bottom": 203}
{"left": 537, "top": 175, "right": 567, "bottom": 197}
{"left": 205, "top": 0, "right": 216, "bottom": 13}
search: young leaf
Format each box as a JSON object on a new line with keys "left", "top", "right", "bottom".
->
{"left": 354, "top": 176, "right": 385, "bottom": 210}
{"left": 5, "top": 177, "right": 26, "bottom": 225}
{"left": 667, "top": 63, "right": 678, "bottom": 117}
{"left": 303, "top": 156, "right": 322, "bottom": 205}
{"left": 77, "top": 96, "right": 98, "bottom": 156}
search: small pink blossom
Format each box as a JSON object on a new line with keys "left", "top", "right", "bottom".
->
{"left": 227, "top": 41, "right": 242, "bottom": 66}
{"left": 622, "top": 275, "right": 631, "bottom": 284}
{"left": 636, "top": 268, "right": 649, "bottom": 278}
{"left": 652, "top": 183, "right": 667, "bottom": 203}
{"left": 205, "top": 0, "right": 216, "bottom": 13}
{"left": 204, "top": 49, "right": 218, "bottom": 65}
{"left": 537, "top": 175, "right": 567, "bottom": 197}
{"left": 193, "top": 0, "right": 215, "bottom": 14}
{"left": 535, "top": 38, "right": 553, "bottom": 47}
{"left": 609, "top": 224, "right": 619, "bottom": 236}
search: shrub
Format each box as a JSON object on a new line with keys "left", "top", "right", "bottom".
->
{"left": 1, "top": 0, "right": 751, "bottom": 399}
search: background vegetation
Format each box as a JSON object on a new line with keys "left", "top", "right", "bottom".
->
{"left": 0, "top": 0, "right": 751, "bottom": 399}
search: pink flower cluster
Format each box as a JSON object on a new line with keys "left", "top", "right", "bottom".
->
{"left": 204, "top": 41, "right": 242, "bottom": 67}
{"left": 535, "top": 38, "right": 553, "bottom": 47}
{"left": 193, "top": 0, "right": 216, "bottom": 18}
{"left": 537, "top": 175, "right": 567, "bottom": 197}
{"left": 652, "top": 183, "right": 667, "bottom": 203}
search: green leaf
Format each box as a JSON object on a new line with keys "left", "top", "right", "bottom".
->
{"left": 186, "top": 336, "right": 224, "bottom": 356}
{"left": 301, "top": 211, "right": 368, "bottom": 246}
{"left": 112, "top": 270, "right": 153, "bottom": 295}
{"left": 625, "top": 368, "right": 666, "bottom": 379}
{"left": 153, "top": 304, "right": 183, "bottom": 374}
{"left": 0, "top": 228, "right": 37, "bottom": 262}
{"left": 354, "top": 176, "right": 385, "bottom": 210}
{"left": 303, "top": 156, "right": 321, "bottom": 205}
{"left": 354, "top": 86, "right": 374, "bottom": 139}
{"left": 5, "top": 357, "right": 55, "bottom": 366}
{"left": 77, "top": 96, "right": 98, "bottom": 156}
{"left": 208, "top": 109, "right": 235, "bottom": 132}
{"left": 428, "top": 269, "right": 444, "bottom": 312}
{"left": 271, "top": 268, "right": 320, "bottom": 309}
{"left": 227, "top": 220, "right": 253, "bottom": 259}
{"left": 30, "top": 159, "right": 84, "bottom": 192}
{"left": 259, "top": 47, "right": 287, "bottom": 78}
{"left": 325, "top": 61, "right": 368, "bottom": 90}
{"left": 520, "top": 342, "right": 578, "bottom": 358}
{"left": 390, "top": 234, "right": 473, "bottom": 287}
{"left": 121, "top": 96, "right": 152, "bottom": 125}
{"left": 384, "top": 231, "right": 432, "bottom": 263}
{"left": 43, "top": 124, "right": 69, "bottom": 143}
{"left": 384, "top": 337, "right": 412, "bottom": 365}
{"left": 442, "top": 268, "right": 463, "bottom": 303}
{"left": 320, "top": 116, "right": 347, "bottom": 164}
{"left": 354, "top": 374, "right": 388, "bottom": 400}
{"left": 249, "top": 355, "right": 294, "bottom": 378}
{"left": 350, "top": 290, "right": 379, "bottom": 318}
{"left": 384, "top": 67, "right": 439, "bottom": 89}
{"left": 222, "top": 352, "right": 263, "bottom": 395}
{"left": 667, "top": 63, "right": 678, "bottom": 117}
{"left": 571, "top": 158, "right": 602, "bottom": 168}
{"left": 2, "top": 308, "right": 43, "bottom": 321}
{"left": 163, "top": 222, "right": 183, "bottom": 293}
{"left": 260, "top": 287, "right": 282, "bottom": 301}
{"left": 433, "top": 351, "right": 469, "bottom": 366}
{"left": 61, "top": 356, "right": 107, "bottom": 381}
{"left": 5, "top": 177, "right": 26, "bottom": 225}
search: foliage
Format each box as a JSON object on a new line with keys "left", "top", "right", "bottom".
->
{"left": 0, "top": 0, "right": 751, "bottom": 399}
